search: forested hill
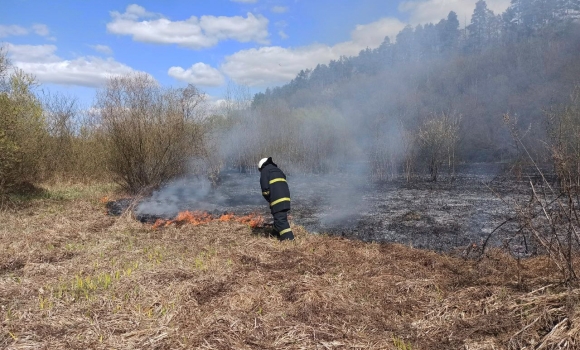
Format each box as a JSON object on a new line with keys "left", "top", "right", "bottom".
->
{"left": 250, "top": 0, "right": 580, "bottom": 164}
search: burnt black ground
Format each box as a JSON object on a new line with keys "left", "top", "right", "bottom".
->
{"left": 108, "top": 165, "right": 547, "bottom": 254}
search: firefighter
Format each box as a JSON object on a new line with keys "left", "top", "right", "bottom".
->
{"left": 258, "top": 157, "right": 294, "bottom": 241}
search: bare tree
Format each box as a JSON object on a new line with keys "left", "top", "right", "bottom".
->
{"left": 418, "top": 112, "right": 462, "bottom": 181}
{"left": 95, "top": 73, "right": 206, "bottom": 193}
{"left": 500, "top": 90, "right": 580, "bottom": 284}
{"left": 0, "top": 46, "right": 10, "bottom": 92}
{"left": 41, "top": 91, "right": 78, "bottom": 178}
{"left": 219, "top": 82, "right": 255, "bottom": 174}
{"left": 369, "top": 117, "right": 404, "bottom": 182}
{"left": 545, "top": 86, "right": 580, "bottom": 188}
{"left": 401, "top": 123, "right": 419, "bottom": 183}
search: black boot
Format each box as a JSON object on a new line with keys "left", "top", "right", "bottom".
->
{"left": 278, "top": 231, "right": 294, "bottom": 241}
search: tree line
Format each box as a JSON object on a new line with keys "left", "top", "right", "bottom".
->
{"left": 246, "top": 0, "right": 580, "bottom": 178}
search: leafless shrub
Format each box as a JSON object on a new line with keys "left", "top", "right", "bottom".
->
{"left": 213, "top": 83, "right": 257, "bottom": 175}
{"left": 402, "top": 125, "right": 419, "bottom": 183}
{"left": 290, "top": 106, "right": 354, "bottom": 173}
{"left": 222, "top": 81, "right": 252, "bottom": 115}
{"left": 62, "top": 110, "right": 110, "bottom": 182}
{"left": 369, "top": 118, "right": 405, "bottom": 182}
{"left": 417, "top": 112, "right": 462, "bottom": 181}
{"left": 198, "top": 120, "right": 226, "bottom": 188}
{"left": 224, "top": 113, "right": 259, "bottom": 174}
{"left": 237, "top": 102, "right": 358, "bottom": 174}
{"left": 41, "top": 91, "right": 78, "bottom": 178}
{"left": 503, "top": 113, "right": 536, "bottom": 181}
{"left": 0, "top": 46, "right": 9, "bottom": 84}
{"left": 226, "top": 99, "right": 296, "bottom": 172}
{"left": 545, "top": 86, "right": 580, "bottom": 190}
{"left": 94, "top": 73, "right": 206, "bottom": 194}
{"left": 500, "top": 87, "right": 580, "bottom": 284}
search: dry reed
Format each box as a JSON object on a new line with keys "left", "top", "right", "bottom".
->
{"left": 1, "top": 184, "right": 579, "bottom": 349}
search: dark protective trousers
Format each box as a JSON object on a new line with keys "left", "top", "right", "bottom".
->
{"left": 272, "top": 210, "right": 294, "bottom": 241}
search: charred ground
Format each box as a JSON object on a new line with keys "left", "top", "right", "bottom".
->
{"left": 124, "top": 165, "right": 538, "bottom": 255}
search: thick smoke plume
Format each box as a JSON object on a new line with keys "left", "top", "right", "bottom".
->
{"left": 136, "top": 1, "right": 580, "bottom": 235}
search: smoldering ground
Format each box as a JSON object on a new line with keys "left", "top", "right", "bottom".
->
{"left": 128, "top": 98, "right": 534, "bottom": 254}
{"left": 131, "top": 162, "right": 535, "bottom": 254}
{"left": 134, "top": 171, "right": 367, "bottom": 224}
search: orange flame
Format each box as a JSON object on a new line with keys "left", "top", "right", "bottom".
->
{"left": 220, "top": 213, "right": 265, "bottom": 228}
{"left": 152, "top": 211, "right": 264, "bottom": 229}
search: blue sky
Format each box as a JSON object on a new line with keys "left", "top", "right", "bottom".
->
{"left": 1, "top": 0, "right": 510, "bottom": 107}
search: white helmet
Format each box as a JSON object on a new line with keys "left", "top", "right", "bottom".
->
{"left": 258, "top": 157, "right": 270, "bottom": 170}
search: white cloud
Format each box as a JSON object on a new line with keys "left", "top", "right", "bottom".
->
{"left": 122, "top": 4, "right": 158, "bottom": 20}
{"left": 201, "top": 13, "right": 269, "bottom": 44}
{"left": 350, "top": 18, "right": 407, "bottom": 48}
{"left": 0, "top": 23, "right": 53, "bottom": 38}
{"left": 17, "top": 58, "right": 138, "bottom": 87}
{"left": 278, "top": 30, "right": 289, "bottom": 39}
{"left": 220, "top": 16, "right": 405, "bottom": 86}
{"left": 272, "top": 6, "right": 288, "bottom": 13}
{"left": 399, "top": 0, "right": 511, "bottom": 26}
{"left": 5, "top": 43, "right": 60, "bottom": 63}
{"left": 32, "top": 24, "right": 50, "bottom": 36}
{"left": 107, "top": 4, "right": 269, "bottom": 49}
{"left": 168, "top": 63, "right": 225, "bottom": 87}
{"left": 6, "top": 43, "right": 139, "bottom": 87}
{"left": 221, "top": 45, "right": 332, "bottom": 86}
{"left": 90, "top": 44, "right": 114, "bottom": 55}
{"left": 0, "top": 25, "right": 29, "bottom": 37}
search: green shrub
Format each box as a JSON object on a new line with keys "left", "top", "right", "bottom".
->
{"left": 0, "top": 52, "right": 47, "bottom": 197}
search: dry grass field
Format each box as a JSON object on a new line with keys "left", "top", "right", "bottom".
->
{"left": 1, "top": 183, "right": 579, "bottom": 349}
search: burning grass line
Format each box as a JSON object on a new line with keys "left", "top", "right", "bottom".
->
{"left": 151, "top": 210, "right": 265, "bottom": 230}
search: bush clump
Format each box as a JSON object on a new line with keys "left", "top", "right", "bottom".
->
{"left": 94, "top": 73, "right": 206, "bottom": 193}
{"left": 0, "top": 50, "right": 47, "bottom": 198}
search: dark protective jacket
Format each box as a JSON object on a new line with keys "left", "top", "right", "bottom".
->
{"left": 260, "top": 163, "right": 291, "bottom": 214}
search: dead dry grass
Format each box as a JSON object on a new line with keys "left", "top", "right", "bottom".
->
{"left": 1, "top": 183, "right": 580, "bottom": 349}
